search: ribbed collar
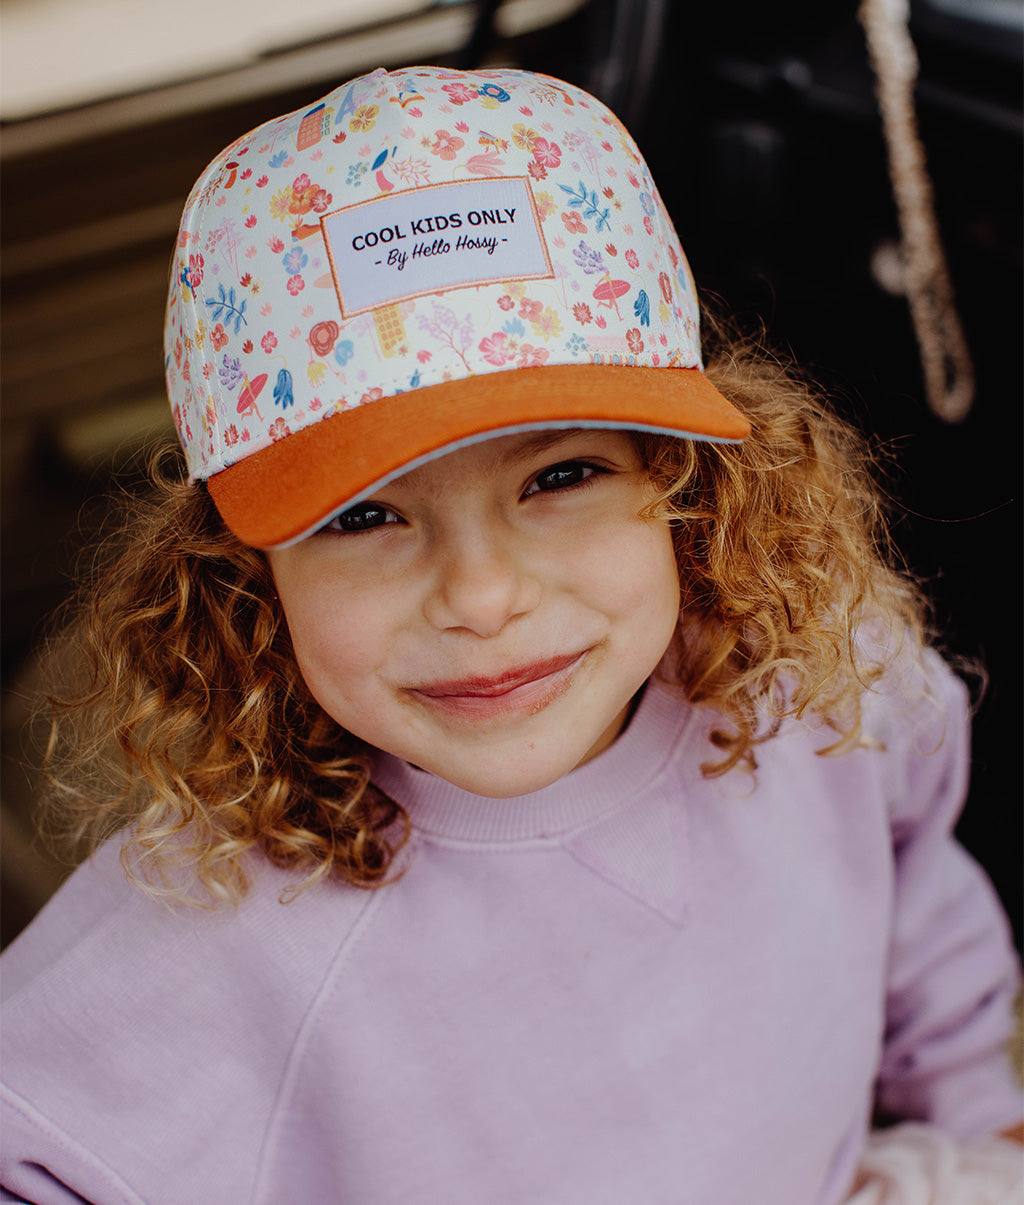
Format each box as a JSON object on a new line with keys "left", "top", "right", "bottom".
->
{"left": 370, "top": 679, "right": 696, "bottom": 844}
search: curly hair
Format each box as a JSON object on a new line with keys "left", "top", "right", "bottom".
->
{"left": 40, "top": 328, "right": 929, "bottom": 905}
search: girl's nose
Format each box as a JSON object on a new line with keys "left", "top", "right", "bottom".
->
{"left": 422, "top": 533, "right": 543, "bottom": 638}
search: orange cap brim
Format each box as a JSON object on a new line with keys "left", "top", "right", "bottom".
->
{"left": 208, "top": 363, "right": 749, "bottom": 548}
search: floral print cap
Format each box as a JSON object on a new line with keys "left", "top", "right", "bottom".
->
{"left": 165, "top": 65, "right": 749, "bottom": 547}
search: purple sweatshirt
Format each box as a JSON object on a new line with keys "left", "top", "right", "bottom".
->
{"left": 1, "top": 651, "right": 1021, "bottom": 1204}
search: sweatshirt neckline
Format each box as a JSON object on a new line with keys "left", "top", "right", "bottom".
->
{"left": 370, "top": 679, "right": 694, "bottom": 843}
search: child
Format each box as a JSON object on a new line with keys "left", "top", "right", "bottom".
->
{"left": 1, "top": 65, "right": 1021, "bottom": 1204}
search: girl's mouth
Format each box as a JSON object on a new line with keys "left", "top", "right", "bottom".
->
{"left": 411, "top": 651, "right": 588, "bottom": 719}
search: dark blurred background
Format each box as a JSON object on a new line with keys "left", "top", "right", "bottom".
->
{"left": 2, "top": 0, "right": 1020, "bottom": 946}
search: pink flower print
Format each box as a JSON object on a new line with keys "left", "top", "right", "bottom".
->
{"left": 605, "top": 243, "right": 618, "bottom": 257}
{"left": 528, "top": 161, "right": 547, "bottom": 181}
{"left": 417, "top": 349, "right": 433, "bottom": 363}
{"left": 595, "top": 315, "right": 607, "bottom": 329}
{"left": 601, "top": 139, "right": 613, "bottom": 152}
{"left": 240, "top": 168, "right": 252, "bottom": 180}
{"left": 407, "top": 106, "right": 423, "bottom": 118}
{"left": 245, "top": 215, "right": 257, "bottom": 228}
{"left": 286, "top": 275, "right": 305, "bottom": 296}
{"left": 241, "top": 430, "right": 250, "bottom": 442}
{"left": 430, "top": 129, "right": 464, "bottom": 160}
{"left": 311, "top": 188, "right": 332, "bottom": 213}
{"left": 478, "top": 332, "right": 511, "bottom": 366}
{"left": 256, "top": 175, "right": 269, "bottom": 188}
{"left": 310, "top": 397, "right": 322, "bottom": 411}
{"left": 519, "top": 105, "right": 533, "bottom": 116}
{"left": 651, "top": 352, "right": 661, "bottom": 366}
{"left": 269, "top": 417, "right": 291, "bottom": 442}
{"left": 572, "top": 303, "right": 592, "bottom": 324}
{"left": 261, "top": 331, "right": 278, "bottom": 354}
{"left": 532, "top": 138, "right": 561, "bottom": 168}
{"left": 659, "top": 333, "right": 668, "bottom": 346}
{"left": 511, "top": 124, "right": 538, "bottom": 151}
{"left": 517, "top": 344, "right": 549, "bottom": 368}
{"left": 224, "top": 424, "right": 239, "bottom": 446}
{"left": 625, "top": 249, "right": 640, "bottom": 269}
{"left": 603, "top": 186, "right": 615, "bottom": 199}
{"left": 518, "top": 297, "right": 543, "bottom": 322}
{"left": 443, "top": 81, "right": 478, "bottom": 105}
{"left": 626, "top": 328, "right": 644, "bottom": 354}
{"left": 497, "top": 295, "right": 514, "bottom": 311}
{"left": 454, "top": 120, "right": 470, "bottom": 133}
{"left": 211, "top": 323, "right": 229, "bottom": 351}
{"left": 203, "top": 363, "right": 212, "bottom": 379}
{"left": 561, "top": 211, "right": 586, "bottom": 235}
{"left": 627, "top": 171, "right": 640, "bottom": 189}
{"left": 259, "top": 304, "right": 272, "bottom": 317}
{"left": 658, "top": 271, "right": 673, "bottom": 304}
{"left": 643, "top": 216, "right": 654, "bottom": 235}
{"left": 360, "top": 387, "right": 384, "bottom": 405}
{"left": 245, "top": 246, "right": 257, "bottom": 259}
{"left": 268, "top": 236, "right": 285, "bottom": 254}
{"left": 182, "top": 360, "right": 191, "bottom": 382}
{"left": 187, "top": 253, "right": 204, "bottom": 290}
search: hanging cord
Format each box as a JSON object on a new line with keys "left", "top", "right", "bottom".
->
{"left": 859, "top": 0, "right": 975, "bottom": 422}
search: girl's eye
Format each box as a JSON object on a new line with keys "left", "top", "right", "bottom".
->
{"left": 322, "top": 502, "right": 400, "bottom": 533}
{"left": 522, "top": 460, "right": 605, "bottom": 498}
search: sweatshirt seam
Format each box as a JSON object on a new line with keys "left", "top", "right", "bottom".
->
{"left": 251, "top": 884, "right": 389, "bottom": 1202}
{"left": 0, "top": 1086, "right": 147, "bottom": 1205}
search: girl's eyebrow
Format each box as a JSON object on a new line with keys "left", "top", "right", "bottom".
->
{"left": 506, "top": 429, "right": 588, "bottom": 466}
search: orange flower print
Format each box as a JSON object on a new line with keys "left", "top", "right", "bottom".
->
{"left": 517, "top": 344, "right": 549, "bottom": 368}
{"left": 511, "top": 124, "right": 538, "bottom": 151}
{"left": 349, "top": 104, "right": 379, "bottom": 133}
{"left": 269, "top": 417, "right": 291, "bottom": 441}
{"left": 626, "top": 328, "right": 644, "bottom": 354}
{"left": 224, "top": 424, "right": 239, "bottom": 446}
{"left": 498, "top": 295, "right": 514, "bottom": 311}
{"left": 572, "top": 303, "right": 592, "bottom": 324}
{"left": 528, "top": 160, "right": 547, "bottom": 181}
{"left": 430, "top": 129, "right": 464, "bottom": 160}
{"left": 309, "top": 320, "right": 339, "bottom": 357}
{"left": 518, "top": 297, "right": 543, "bottom": 321}
{"left": 561, "top": 211, "right": 586, "bottom": 235}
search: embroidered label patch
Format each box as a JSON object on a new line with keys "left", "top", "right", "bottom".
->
{"left": 320, "top": 177, "right": 552, "bottom": 317}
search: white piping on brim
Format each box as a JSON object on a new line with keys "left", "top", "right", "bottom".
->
{"left": 268, "top": 421, "right": 740, "bottom": 549}
{"left": 859, "top": 0, "right": 976, "bottom": 423}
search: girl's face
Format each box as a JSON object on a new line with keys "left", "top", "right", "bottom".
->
{"left": 267, "top": 429, "right": 681, "bottom": 797}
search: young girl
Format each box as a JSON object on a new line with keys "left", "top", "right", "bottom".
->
{"left": 2, "top": 66, "right": 1021, "bottom": 1205}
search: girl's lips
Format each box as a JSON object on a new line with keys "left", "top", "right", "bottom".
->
{"left": 411, "top": 651, "right": 587, "bottom": 719}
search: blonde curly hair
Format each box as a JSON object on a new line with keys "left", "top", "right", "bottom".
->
{"left": 40, "top": 327, "right": 929, "bottom": 905}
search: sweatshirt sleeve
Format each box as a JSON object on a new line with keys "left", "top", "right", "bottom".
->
{"left": 874, "top": 653, "right": 1024, "bottom": 1137}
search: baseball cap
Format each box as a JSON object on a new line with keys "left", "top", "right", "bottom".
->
{"left": 165, "top": 65, "right": 750, "bottom": 548}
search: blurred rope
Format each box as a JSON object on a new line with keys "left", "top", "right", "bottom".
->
{"left": 860, "top": 0, "right": 976, "bottom": 423}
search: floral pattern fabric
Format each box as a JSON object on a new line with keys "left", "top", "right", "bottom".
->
{"left": 165, "top": 66, "right": 703, "bottom": 483}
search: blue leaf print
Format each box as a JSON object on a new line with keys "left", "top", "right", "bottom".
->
{"left": 409, "top": 370, "right": 421, "bottom": 389}
{"left": 273, "top": 369, "right": 294, "bottom": 409}
{"left": 634, "top": 289, "right": 651, "bottom": 327}
{"left": 372, "top": 148, "right": 390, "bottom": 171}
{"left": 205, "top": 283, "right": 248, "bottom": 334}
{"left": 268, "top": 150, "right": 288, "bottom": 169}
{"left": 502, "top": 318, "right": 526, "bottom": 338}
{"left": 559, "top": 181, "right": 611, "bottom": 232}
